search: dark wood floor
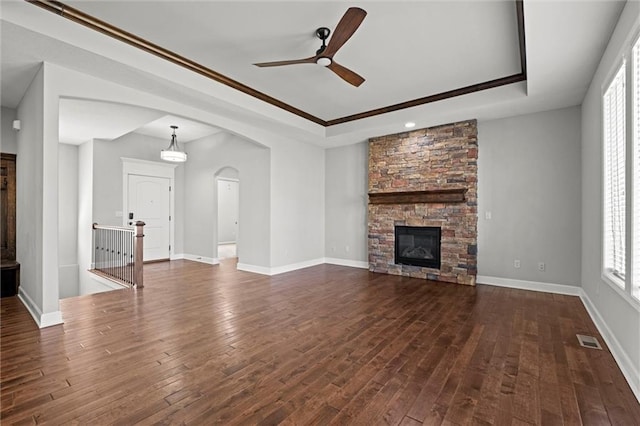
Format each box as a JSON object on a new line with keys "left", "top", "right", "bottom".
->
{"left": 1, "top": 260, "right": 639, "bottom": 425}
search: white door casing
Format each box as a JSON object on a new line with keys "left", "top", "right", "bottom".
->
{"left": 128, "top": 174, "right": 170, "bottom": 261}
{"left": 121, "top": 158, "right": 177, "bottom": 261}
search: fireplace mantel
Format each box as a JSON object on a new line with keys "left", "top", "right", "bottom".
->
{"left": 368, "top": 188, "right": 467, "bottom": 205}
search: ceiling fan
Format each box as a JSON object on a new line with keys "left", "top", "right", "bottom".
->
{"left": 253, "top": 7, "right": 367, "bottom": 87}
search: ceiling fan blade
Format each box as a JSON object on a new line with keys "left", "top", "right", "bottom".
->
{"left": 327, "top": 61, "right": 365, "bottom": 87}
{"left": 254, "top": 56, "right": 317, "bottom": 67}
{"left": 322, "top": 7, "right": 367, "bottom": 58}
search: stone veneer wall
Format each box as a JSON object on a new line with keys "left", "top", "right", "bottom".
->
{"left": 368, "top": 119, "right": 478, "bottom": 285}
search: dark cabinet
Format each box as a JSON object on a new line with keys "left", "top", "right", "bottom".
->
{"left": 1, "top": 153, "right": 19, "bottom": 297}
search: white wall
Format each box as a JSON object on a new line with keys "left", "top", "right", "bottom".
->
{"left": 270, "top": 138, "right": 325, "bottom": 268}
{"left": 580, "top": 0, "right": 640, "bottom": 398}
{"left": 58, "top": 143, "right": 79, "bottom": 298}
{"left": 77, "top": 140, "right": 95, "bottom": 295}
{"left": 1, "top": 107, "right": 18, "bottom": 154}
{"left": 15, "top": 64, "right": 62, "bottom": 326}
{"left": 477, "top": 107, "right": 582, "bottom": 286}
{"left": 16, "top": 66, "right": 45, "bottom": 317}
{"left": 184, "top": 132, "right": 270, "bottom": 266}
{"left": 325, "top": 142, "right": 368, "bottom": 265}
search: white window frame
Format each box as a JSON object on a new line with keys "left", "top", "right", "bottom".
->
{"left": 602, "top": 30, "right": 640, "bottom": 308}
{"left": 632, "top": 33, "right": 640, "bottom": 301}
{"left": 602, "top": 62, "right": 627, "bottom": 290}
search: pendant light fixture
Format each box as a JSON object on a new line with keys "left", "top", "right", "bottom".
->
{"left": 161, "top": 125, "right": 187, "bottom": 162}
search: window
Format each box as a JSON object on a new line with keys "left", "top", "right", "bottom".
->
{"left": 603, "top": 64, "right": 626, "bottom": 287}
{"left": 633, "top": 36, "right": 640, "bottom": 300}
{"left": 606, "top": 34, "right": 640, "bottom": 303}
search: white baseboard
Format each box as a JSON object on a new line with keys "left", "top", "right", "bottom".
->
{"left": 236, "top": 263, "right": 272, "bottom": 275}
{"left": 476, "top": 275, "right": 582, "bottom": 296}
{"left": 180, "top": 254, "right": 219, "bottom": 265}
{"left": 237, "top": 258, "right": 326, "bottom": 276}
{"left": 477, "top": 275, "right": 639, "bottom": 403}
{"left": 17, "top": 288, "right": 63, "bottom": 328}
{"left": 271, "top": 258, "right": 325, "bottom": 275}
{"left": 580, "top": 291, "right": 640, "bottom": 402}
{"left": 324, "top": 257, "right": 369, "bottom": 269}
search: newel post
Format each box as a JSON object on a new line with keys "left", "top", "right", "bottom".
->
{"left": 134, "top": 221, "right": 145, "bottom": 288}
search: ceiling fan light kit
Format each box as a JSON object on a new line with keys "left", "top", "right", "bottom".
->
{"left": 316, "top": 57, "right": 332, "bottom": 67}
{"left": 254, "top": 8, "right": 367, "bottom": 87}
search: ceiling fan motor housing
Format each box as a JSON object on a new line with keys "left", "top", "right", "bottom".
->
{"left": 316, "top": 27, "right": 331, "bottom": 56}
{"left": 316, "top": 27, "right": 331, "bottom": 40}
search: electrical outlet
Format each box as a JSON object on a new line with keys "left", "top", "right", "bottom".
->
{"left": 345, "top": 245, "right": 350, "bottom": 253}
{"left": 514, "top": 259, "right": 521, "bottom": 269}
{"left": 485, "top": 211, "right": 492, "bottom": 220}
{"left": 538, "top": 262, "right": 545, "bottom": 272}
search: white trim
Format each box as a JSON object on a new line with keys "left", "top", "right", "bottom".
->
{"left": 89, "top": 272, "right": 130, "bottom": 290}
{"left": 121, "top": 158, "right": 176, "bottom": 260}
{"left": 121, "top": 157, "right": 178, "bottom": 176}
{"left": 270, "top": 258, "right": 325, "bottom": 275}
{"left": 182, "top": 253, "right": 219, "bottom": 265}
{"left": 214, "top": 175, "right": 240, "bottom": 262}
{"left": 236, "top": 258, "right": 326, "bottom": 276}
{"left": 324, "top": 257, "right": 369, "bottom": 269}
{"left": 477, "top": 275, "right": 639, "bottom": 403}
{"left": 217, "top": 177, "right": 239, "bottom": 183}
{"left": 580, "top": 291, "right": 640, "bottom": 402}
{"left": 601, "top": 271, "right": 640, "bottom": 311}
{"left": 18, "top": 288, "right": 63, "bottom": 328}
{"left": 170, "top": 253, "right": 185, "bottom": 261}
{"left": 236, "top": 258, "right": 368, "bottom": 276}
{"left": 236, "top": 263, "right": 272, "bottom": 275}
{"left": 476, "top": 275, "right": 582, "bottom": 296}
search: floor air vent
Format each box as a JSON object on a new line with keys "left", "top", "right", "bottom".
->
{"left": 577, "top": 334, "right": 602, "bottom": 350}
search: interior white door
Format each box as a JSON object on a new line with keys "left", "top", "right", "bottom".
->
{"left": 217, "top": 179, "right": 239, "bottom": 244}
{"left": 127, "top": 174, "right": 171, "bottom": 261}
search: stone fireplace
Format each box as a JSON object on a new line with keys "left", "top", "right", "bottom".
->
{"left": 368, "top": 119, "right": 477, "bottom": 285}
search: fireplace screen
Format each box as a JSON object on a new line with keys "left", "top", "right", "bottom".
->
{"left": 395, "top": 226, "right": 441, "bottom": 269}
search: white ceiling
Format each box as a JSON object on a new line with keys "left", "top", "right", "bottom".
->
{"left": 65, "top": 1, "right": 522, "bottom": 121}
{"left": 59, "top": 99, "right": 165, "bottom": 145}
{"left": 0, "top": 0, "right": 626, "bottom": 147}
{"left": 134, "top": 115, "right": 222, "bottom": 143}
{"left": 58, "top": 99, "right": 221, "bottom": 145}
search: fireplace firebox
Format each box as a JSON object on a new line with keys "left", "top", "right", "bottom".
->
{"left": 395, "top": 226, "right": 441, "bottom": 269}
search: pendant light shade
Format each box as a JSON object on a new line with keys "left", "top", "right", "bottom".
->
{"left": 161, "top": 125, "right": 187, "bottom": 162}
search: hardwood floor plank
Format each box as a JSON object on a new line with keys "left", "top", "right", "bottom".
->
{"left": 1, "top": 259, "right": 638, "bottom": 425}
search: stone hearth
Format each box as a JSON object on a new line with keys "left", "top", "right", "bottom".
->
{"left": 368, "top": 119, "right": 478, "bottom": 285}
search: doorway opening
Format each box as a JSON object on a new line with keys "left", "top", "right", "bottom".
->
{"left": 216, "top": 168, "right": 239, "bottom": 260}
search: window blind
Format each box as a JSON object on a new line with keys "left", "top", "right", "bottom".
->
{"left": 603, "top": 64, "right": 626, "bottom": 284}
